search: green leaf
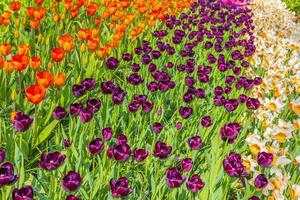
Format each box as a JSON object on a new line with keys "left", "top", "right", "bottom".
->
{"left": 34, "top": 120, "right": 59, "bottom": 147}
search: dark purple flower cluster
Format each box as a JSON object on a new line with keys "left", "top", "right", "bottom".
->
{"left": 0, "top": 150, "right": 19, "bottom": 187}
{"left": 100, "top": 80, "right": 126, "bottom": 105}
{"left": 69, "top": 78, "right": 101, "bottom": 123}
{"left": 12, "top": 112, "right": 33, "bottom": 132}
{"left": 223, "top": 152, "right": 246, "bottom": 177}
{"left": 220, "top": 122, "right": 241, "bottom": 143}
{"left": 39, "top": 151, "right": 66, "bottom": 170}
{"left": 12, "top": 185, "right": 34, "bottom": 200}
{"left": 128, "top": 94, "right": 154, "bottom": 113}
{"left": 110, "top": 177, "right": 132, "bottom": 198}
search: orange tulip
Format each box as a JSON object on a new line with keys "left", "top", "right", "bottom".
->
{"left": 0, "top": 44, "right": 11, "bottom": 56}
{"left": 36, "top": 70, "right": 53, "bottom": 88}
{"left": 70, "top": 8, "right": 79, "bottom": 18}
{"left": 58, "top": 34, "right": 75, "bottom": 52}
{"left": 87, "top": 39, "right": 99, "bottom": 51}
{"left": 30, "top": 19, "right": 40, "bottom": 29}
{"left": 18, "top": 44, "right": 30, "bottom": 55}
{"left": 26, "top": 7, "right": 46, "bottom": 20}
{"left": 34, "top": 0, "right": 44, "bottom": 5}
{"left": 10, "top": 2, "right": 22, "bottom": 12}
{"left": 94, "top": 17, "right": 102, "bottom": 25}
{"left": 25, "top": 85, "right": 46, "bottom": 105}
{"left": 78, "top": 28, "right": 91, "bottom": 40}
{"left": 30, "top": 56, "right": 41, "bottom": 70}
{"left": 12, "top": 54, "right": 29, "bottom": 71}
{"left": 91, "top": 28, "right": 100, "bottom": 38}
{"left": 53, "top": 72, "right": 66, "bottom": 87}
{"left": 51, "top": 47, "right": 65, "bottom": 62}
{"left": 0, "top": 56, "right": 4, "bottom": 69}
{"left": 4, "top": 60, "right": 14, "bottom": 73}
{"left": 86, "top": 2, "right": 99, "bottom": 16}
{"left": 53, "top": 13, "right": 60, "bottom": 22}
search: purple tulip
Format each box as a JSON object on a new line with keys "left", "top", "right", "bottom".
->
{"left": 0, "top": 162, "right": 19, "bottom": 187}
{"left": 106, "top": 57, "right": 119, "bottom": 70}
{"left": 153, "top": 122, "right": 163, "bottom": 134}
{"left": 141, "top": 54, "right": 151, "bottom": 64}
{"left": 201, "top": 116, "right": 212, "bottom": 127}
{"left": 12, "top": 112, "right": 33, "bottom": 132}
{"left": 102, "top": 127, "right": 113, "bottom": 141}
{"left": 72, "top": 84, "right": 86, "bottom": 98}
{"left": 254, "top": 174, "right": 268, "bottom": 189}
{"left": 128, "top": 101, "right": 140, "bottom": 112}
{"left": 112, "top": 88, "right": 126, "bottom": 105}
{"left": 110, "top": 177, "right": 133, "bottom": 198}
{"left": 186, "top": 175, "right": 205, "bottom": 192}
{"left": 61, "top": 171, "right": 82, "bottom": 192}
{"left": 151, "top": 50, "right": 161, "bottom": 59}
{"left": 66, "top": 195, "right": 81, "bottom": 200}
{"left": 254, "top": 77, "right": 262, "bottom": 85}
{"left": 257, "top": 152, "right": 273, "bottom": 168}
{"left": 122, "top": 53, "right": 133, "bottom": 61}
{"left": 214, "top": 95, "right": 225, "bottom": 106}
{"left": 63, "top": 139, "right": 72, "bottom": 148}
{"left": 100, "top": 80, "right": 115, "bottom": 94}
{"left": 12, "top": 185, "right": 33, "bottom": 200}
{"left": 53, "top": 106, "right": 68, "bottom": 120}
{"left": 86, "top": 99, "right": 101, "bottom": 113}
{"left": 107, "top": 143, "right": 131, "bottom": 163}
{"left": 79, "top": 109, "right": 94, "bottom": 123}
{"left": 223, "top": 152, "right": 245, "bottom": 177}
{"left": 39, "top": 151, "right": 66, "bottom": 170}
{"left": 179, "top": 107, "right": 193, "bottom": 119}
{"left": 116, "top": 134, "right": 127, "bottom": 145}
{"left": 133, "top": 148, "right": 149, "bottom": 162}
{"left": 165, "top": 167, "right": 186, "bottom": 188}
{"left": 81, "top": 78, "right": 96, "bottom": 90}
{"left": 238, "top": 94, "right": 248, "bottom": 103}
{"left": 88, "top": 138, "right": 104, "bottom": 155}
{"left": 153, "top": 141, "right": 172, "bottom": 159}
{"left": 246, "top": 98, "right": 260, "bottom": 110}
{"left": 131, "top": 63, "right": 140, "bottom": 72}
{"left": 70, "top": 103, "right": 83, "bottom": 116}
{"left": 127, "top": 73, "right": 144, "bottom": 85}
{"left": 220, "top": 123, "right": 241, "bottom": 143}
{"left": 181, "top": 158, "right": 193, "bottom": 172}
{"left": 176, "top": 122, "right": 182, "bottom": 129}
{"left": 224, "top": 99, "right": 239, "bottom": 112}
{"left": 0, "top": 148, "right": 6, "bottom": 163}
{"left": 188, "top": 136, "right": 203, "bottom": 150}
{"left": 142, "top": 101, "right": 154, "bottom": 113}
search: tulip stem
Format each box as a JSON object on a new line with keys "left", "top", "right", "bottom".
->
{"left": 18, "top": 71, "right": 22, "bottom": 96}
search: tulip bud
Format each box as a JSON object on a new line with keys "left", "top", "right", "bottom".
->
{"left": 47, "top": 62, "right": 52, "bottom": 69}
{"left": 14, "top": 31, "right": 19, "bottom": 39}
{"left": 83, "top": 55, "right": 88, "bottom": 65}
{"left": 38, "top": 34, "right": 42, "bottom": 42}
{"left": 15, "top": 19, "right": 20, "bottom": 27}
{"left": 59, "top": 23, "right": 63, "bottom": 30}
{"left": 80, "top": 43, "right": 85, "bottom": 53}
{"left": 11, "top": 89, "right": 17, "bottom": 101}
{"left": 21, "top": 17, "right": 26, "bottom": 24}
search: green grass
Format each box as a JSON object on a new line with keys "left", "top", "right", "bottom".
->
{"left": 282, "top": 0, "right": 300, "bottom": 13}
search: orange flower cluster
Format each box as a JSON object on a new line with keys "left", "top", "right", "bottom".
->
{"left": 0, "top": 43, "right": 41, "bottom": 73}
{"left": 46, "top": 0, "right": 192, "bottom": 58}
{"left": 0, "top": 11, "right": 12, "bottom": 26}
{"left": 26, "top": 7, "right": 47, "bottom": 29}
{"left": 25, "top": 70, "right": 66, "bottom": 105}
